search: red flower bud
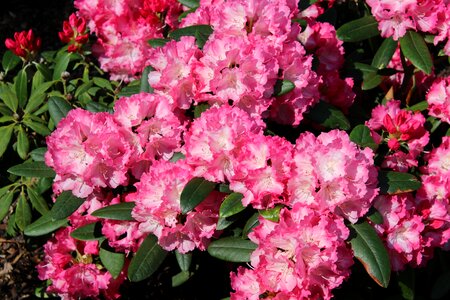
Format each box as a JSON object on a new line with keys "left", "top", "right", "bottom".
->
{"left": 59, "top": 13, "right": 89, "bottom": 53}
{"left": 5, "top": 29, "right": 41, "bottom": 60}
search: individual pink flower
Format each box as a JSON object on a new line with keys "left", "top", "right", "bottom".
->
{"left": 5, "top": 29, "right": 41, "bottom": 60}
{"left": 426, "top": 76, "right": 450, "bottom": 124}
{"left": 59, "top": 13, "right": 89, "bottom": 53}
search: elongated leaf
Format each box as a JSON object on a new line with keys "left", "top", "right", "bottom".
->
{"left": 91, "top": 202, "right": 136, "bottom": 220}
{"left": 0, "top": 83, "right": 18, "bottom": 112}
{"left": 400, "top": 31, "right": 433, "bottom": 74}
{"left": 172, "top": 271, "right": 193, "bottom": 287}
{"left": 53, "top": 52, "right": 71, "bottom": 80}
{"left": 407, "top": 101, "right": 428, "bottom": 112}
{"left": 8, "top": 161, "right": 56, "bottom": 178}
{"left": 175, "top": 251, "right": 192, "bottom": 272}
{"left": 273, "top": 80, "right": 295, "bottom": 97}
{"left": 25, "top": 81, "right": 55, "bottom": 113}
{"left": 372, "top": 38, "right": 398, "bottom": 69}
{"left": 242, "top": 213, "right": 259, "bottom": 237}
{"left": 34, "top": 63, "right": 52, "bottom": 81}
{"left": 180, "top": 177, "right": 216, "bottom": 214}
{"left": 259, "top": 205, "right": 282, "bottom": 222}
{"left": 100, "top": 242, "right": 125, "bottom": 279}
{"left": 0, "top": 124, "right": 15, "bottom": 157}
{"left": 29, "top": 147, "right": 47, "bottom": 162}
{"left": 366, "top": 207, "right": 383, "bottom": 225}
{"left": 178, "top": 0, "right": 199, "bottom": 8}
{"left": 70, "top": 222, "right": 104, "bottom": 241}
{"left": 27, "top": 187, "right": 49, "bottom": 215}
{"left": 0, "top": 188, "right": 15, "bottom": 221}
{"left": 350, "top": 124, "right": 377, "bottom": 150}
{"left": 306, "top": 100, "right": 350, "bottom": 130}
{"left": 398, "top": 267, "right": 415, "bottom": 300}
{"left": 17, "top": 126, "right": 30, "bottom": 160}
{"left": 93, "top": 77, "right": 113, "bottom": 91}
{"left": 117, "top": 81, "right": 140, "bottom": 98}
{"left": 336, "top": 16, "right": 379, "bottom": 42}
{"left": 48, "top": 96, "right": 71, "bottom": 125}
{"left": 219, "top": 193, "right": 245, "bottom": 218}
{"left": 2, "top": 50, "right": 21, "bottom": 73}
{"left": 50, "top": 191, "right": 85, "bottom": 220}
{"left": 22, "top": 119, "right": 51, "bottom": 136}
{"left": 378, "top": 171, "right": 421, "bottom": 194}
{"left": 140, "top": 66, "right": 154, "bottom": 93}
{"left": 85, "top": 101, "right": 110, "bottom": 113}
{"left": 148, "top": 38, "right": 171, "bottom": 48}
{"left": 128, "top": 234, "right": 168, "bottom": 282}
{"left": 348, "top": 221, "right": 391, "bottom": 287}
{"left": 16, "top": 193, "right": 32, "bottom": 231}
{"left": 207, "top": 237, "right": 257, "bottom": 262}
{"left": 15, "top": 69, "right": 28, "bottom": 108}
{"left": 24, "top": 214, "right": 68, "bottom": 236}
{"left": 169, "top": 25, "right": 213, "bottom": 48}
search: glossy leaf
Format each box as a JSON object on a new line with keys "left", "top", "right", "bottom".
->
{"left": 172, "top": 271, "right": 192, "bottom": 287}
{"left": 400, "top": 31, "right": 433, "bottom": 74}
{"left": 100, "top": 242, "right": 125, "bottom": 279}
{"left": 29, "top": 147, "right": 47, "bottom": 162}
{"left": 91, "top": 202, "right": 136, "bottom": 221}
{"left": 0, "top": 83, "right": 18, "bottom": 112}
{"left": 178, "top": 0, "right": 199, "bottom": 8}
{"left": 306, "top": 101, "right": 350, "bottom": 130}
{"left": 398, "top": 267, "right": 415, "bottom": 300}
{"left": 0, "top": 187, "right": 15, "bottom": 221}
{"left": 24, "top": 214, "right": 68, "bottom": 236}
{"left": 169, "top": 25, "right": 213, "bottom": 48}
{"left": 348, "top": 221, "right": 391, "bottom": 287}
{"left": 219, "top": 193, "right": 245, "bottom": 218}
{"left": 148, "top": 38, "right": 171, "bottom": 48}
{"left": 50, "top": 191, "right": 85, "bottom": 221}
{"left": 16, "top": 192, "right": 32, "bottom": 231}
{"left": 17, "top": 126, "right": 30, "bottom": 160}
{"left": 48, "top": 96, "right": 71, "bottom": 125}
{"left": 242, "top": 213, "right": 259, "bottom": 238}
{"left": 2, "top": 50, "right": 21, "bottom": 73}
{"left": 128, "top": 234, "right": 168, "bottom": 282}
{"left": 378, "top": 171, "right": 421, "bottom": 194}
{"left": 27, "top": 187, "right": 49, "bottom": 215}
{"left": 259, "top": 205, "right": 282, "bottom": 222}
{"left": 193, "top": 103, "right": 211, "bottom": 118}
{"left": 70, "top": 222, "right": 104, "bottom": 241}
{"left": 140, "top": 66, "right": 154, "bottom": 93}
{"left": 53, "top": 52, "right": 71, "bottom": 80}
{"left": 180, "top": 177, "right": 216, "bottom": 214}
{"left": 8, "top": 161, "right": 56, "bottom": 178}
{"left": 207, "top": 237, "right": 257, "bottom": 262}
{"left": 372, "top": 38, "right": 398, "bottom": 69}
{"left": 175, "top": 251, "right": 192, "bottom": 272}
{"left": 0, "top": 124, "right": 15, "bottom": 157}
{"left": 336, "top": 16, "right": 379, "bottom": 42}
{"left": 273, "top": 80, "right": 295, "bottom": 97}
{"left": 407, "top": 101, "right": 428, "bottom": 112}
{"left": 15, "top": 68, "right": 28, "bottom": 108}
{"left": 22, "top": 119, "right": 51, "bottom": 136}
{"left": 350, "top": 124, "right": 377, "bottom": 150}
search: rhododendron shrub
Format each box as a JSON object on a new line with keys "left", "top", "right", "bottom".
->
{"left": 4, "top": 0, "right": 450, "bottom": 299}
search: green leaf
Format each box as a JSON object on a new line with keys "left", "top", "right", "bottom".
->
{"left": 0, "top": 83, "right": 19, "bottom": 112}
{"left": 378, "top": 171, "right": 421, "bottom": 195}
{"left": 25, "top": 81, "right": 55, "bottom": 113}
{"left": 2, "top": 50, "right": 21, "bottom": 73}
{"left": 400, "top": 31, "right": 433, "bottom": 74}
{"left": 8, "top": 161, "right": 56, "bottom": 178}
{"left": 398, "top": 267, "right": 415, "bottom": 300}
{"left": 207, "top": 237, "right": 257, "bottom": 262}
{"left": 91, "top": 202, "right": 136, "bottom": 221}
{"left": 372, "top": 38, "right": 398, "bottom": 69}
{"left": 93, "top": 77, "right": 113, "bottom": 91}
{"left": 15, "top": 69, "right": 28, "bottom": 108}
{"left": 27, "top": 187, "right": 49, "bottom": 215}
{"left": 140, "top": 66, "right": 154, "bottom": 93}
{"left": 48, "top": 96, "right": 71, "bottom": 125}
{"left": 306, "top": 100, "right": 350, "bottom": 130}
{"left": 100, "top": 241, "right": 125, "bottom": 279}
{"left": 85, "top": 101, "right": 110, "bottom": 113}
{"left": 178, "top": 0, "right": 199, "bottom": 8}
{"left": 336, "top": 16, "right": 379, "bottom": 42}
{"left": 0, "top": 188, "right": 15, "bottom": 221}
{"left": 175, "top": 250, "right": 192, "bottom": 272}
{"left": 75, "top": 81, "right": 94, "bottom": 98}
{"left": 193, "top": 103, "right": 211, "bottom": 118}
{"left": 273, "top": 80, "right": 295, "bottom": 97}
{"left": 50, "top": 191, "right": 85, "bottom": 220}
{"left": 348, "top": 221, "right": 391, "bottom": 288}
{"left": 169, "top": 25, "right": 213, "bottom": 48}
{"left": 117, "top": 81, "right": 140, "bottom": 98}
{"left": 354, "top": 62, "right": 383, "bottom": 90}
{"left": 170, "top": 152, "right": 186, "bottom": 162}
{"left": 219, "top": 193, "right": 245, "bottom": 218}
{"left": 128, "top": 234, "right": 168, "bottom": 282}
{"left": 350, "top": 124, "right": 377, "bottom": 150}
{"left": 242, "top": 213, "right": 259, "bottom": 238}
{"left": 407, "top": 101, "right": 428, "bottom": 112}
{"left": 70, "top": 222, "right": 104, "bottom": 241}
{"left": 259, "top": 205, "right": 282, "bottom": 222}
{"left": 34, "top": 63, "right": 52, "bottom": 81}
{"left": 24, "top": 214, "right": 68, "bottom": 236}
{"left": 148, "top": 38, "right": 171, "bottom": 48}
{"left": 366, "top": 207, "right": 383, "bottom": 225}
{"left": 29, "top": 147, "right": 47, "bottom": 162}
{"left": 431, "top": 270, "right": 450, "bottom": 299}
{"left": 53, "top": 52, "right": 71, "bottom": 80}
{"left": 218, "top": 183, "right": 232, "bottom": 194}
{"left": 0, "top": 124, "right": 15, "bottom": 157}
{"left": 180, "top": 177, "right": 216, "bottom": 214}
{"left": 17, "top": 126, "right": 30, "bottom": 160}
{"left": 22, "top": 118, "right": 51, "bottom": 136}
{"left": 172, "top": 271, "right": 193, "bottom": 287}
{"left": 16, "top": 192, "right": 32, "bottom": 231}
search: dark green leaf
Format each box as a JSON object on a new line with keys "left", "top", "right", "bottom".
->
{"left": 242, "top": 213, "right": 259, "bottom": 238}
{"left": 91, "top": 202, "right": 136, "bottom": 221}
{"left": 93, "top": 77, "right": 113, "bottom": 91}
{"left": 366, "top": 207, "right": 383, "bottom": 225}
{"left": 407, "top": 101, "right": 428, "bottom": 112}
{"left": 8, "top": 161, "right": 56, "bottom": 178}
{"left": 0, "top": 124, "right": 15, "bottom": 157}
{"left": 398, "top": 267, "right": 415, "bottom": 300}
{"left": 362, "top": 72, "right": 383, "bottom": 90}
{"left": 170, "top": 152, "right": 186, "bottom": 162}
{"left": 336, "top": 16, "right": 379, "bottom": 42}
{"left": 29, "top": 147, "right": 47, "bottom": 162}
{"left": 2, "top": 50, "right": 21, "bottom": 73}
{"left": 75, "top": 81, "right": 94, "bottom": 98}
{"left": 148, "top": 38, "right": 171, "bottom": 48}
{"left": 50, "top": 191, "right": 85, "bottom": 220}
{"left": 218, "top": 183, "right": 232, "bottom": 194}
{"left": 100, "top": 241, "right": 125, "bottom": 279}
{"left": 259, "top": 205, "right": 282, "bottom": 222}
{"left": 85, "top": 101, "right": 110, "bottom": 113}
{"left": 16, "top": 192, "right": 32, "bottom": 231}
{"left": 400, "top": 31, "right": 433, "bottom": 74}
{"left": 372, "top": 38, "right": 398, "bottom": 69}
{"left": 25, "top": 81, "right": 55, "bottom": 113}
{"left": 53, "top": 52, "right": 71, "bottom": 80}
{"left": 207, "top": 237, "right": 257, "bottom": 262}
{"left": 27, "top": 187, "right": 49, "bottom": 215}
{"left": 172, "top": 271, "right": 192, "bottom": 287}
{"left": 48, "top": 97, "right": 71, "bottom": 125}
{"left": 219, "top": 193, "right": 245, "bottom": 218}
{"left": 180, "top": 177, "right": 216, "bottom": 214}
{"left": 175, "top": 250, "right": 192, "bottom": 272}
{"left": 140, "top": 66, "right": 154, "bottom": 93}
{"left": 0, "top": 83, "right": 18, "bottom": 112}
{"left": 117, "top": 81, "right": 140, "bottom": 98}
{"left": 194, "top": 103, "right": 211, "bottom": 118}
{"left": 216, "top": 215, "right": 241, "bottom": 231}
{"left": 178, "top": 0, "right": 199, "bottom": 8}
{"left": 17, "top": 126, "right": 30, "bottom": 160}
{"left": 70, "top": 222, "right": 104, "bottom": 241}
{"left": 34, "top": 63, "right": 52, "bottom": 81}
{"left": 24, "top": 214, "right": 68, "bottom": 236}
{"left": 350, "top": 124, "right": 377, "bottom": 150}
{"left": 128, "top": 234, "right": 168, "bottom": 282}
{"left": 431, "top": 270, "right": 450, "bottom": 299}
{"left": 15, "top": 69, "right": 28, "bottom": 108}
{"left": 378, "top": 171, "right": 421, "bottom": 194}
{"left": 273, "top": 80, "right": 295, "bottom": 97}
{"left": 0, "top": 187, "right": 15, "bottom": 221}
{"left": 348, "top": 221, "right": 391, "bottom": 287}
{"left": 22, "top": 119, "right": 51, "bottom": 136}
{"left": 169, "top": 25, "right": 213, "bottom": 48}
{"left": 306, "top": 100, "right": 350, "bottom": 130}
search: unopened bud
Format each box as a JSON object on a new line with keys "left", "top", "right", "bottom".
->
{"left": 61, "top": 71, "right": 70, "bottom": 80}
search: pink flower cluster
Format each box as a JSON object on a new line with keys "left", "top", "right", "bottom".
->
{"left": 427, "top": 76, "right": 450, "bottom": 124}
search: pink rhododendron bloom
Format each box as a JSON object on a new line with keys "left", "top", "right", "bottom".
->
{"left": 288, "top": 130, "right": 379, "bottom": 223}
{"left": 426, "top": 76, "right": 450, "bottom": 124}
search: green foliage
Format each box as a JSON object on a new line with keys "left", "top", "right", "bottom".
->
{"left": 180, "top": 177, "right": 217, "bottom": 214}
{"left": 336, "top": 16, "right": 379, "bottom": 42}
{"left": 207, "top": 237, "right": 257, "bottom": 262}
{"left": 400, "top": 31, "right": 433, "bottom": 74}
{"left": 91, "top": 202, "right": 136, "bottom": 221}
